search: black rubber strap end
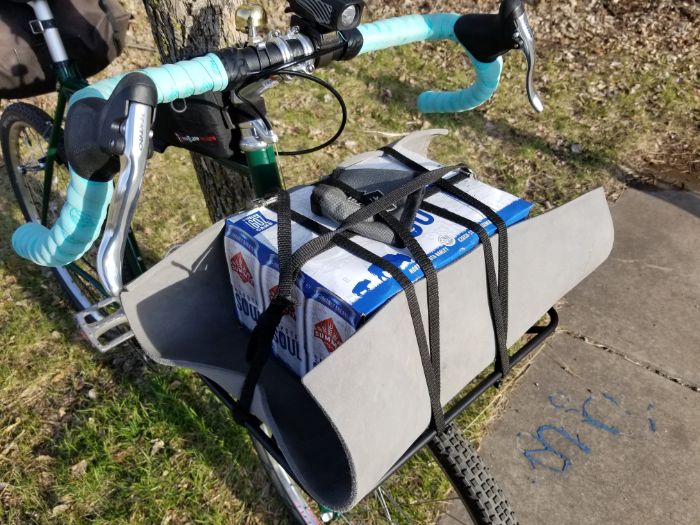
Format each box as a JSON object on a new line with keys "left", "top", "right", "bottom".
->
{"left": 339, "top": 28, "right": 364, "bottom": 60}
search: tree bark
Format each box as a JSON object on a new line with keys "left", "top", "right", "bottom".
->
{"left": 141, "top": 0, "right": 254, "bottom": 221}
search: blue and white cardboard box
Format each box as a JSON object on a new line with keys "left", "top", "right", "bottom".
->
{"left": 224, "top": 155, "right": 533, "bottom": 377}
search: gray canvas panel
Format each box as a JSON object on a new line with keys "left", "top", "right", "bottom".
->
{"left": 301, "top": 187, "right": 614, "bottom": 507}
{"left": 120, "top": 187, "right": 614, "bottom": 511}
{"left": 121, "top": 220, "right": 242, "bottom": 370}
{"left": 120, "top": 221, "right": 357, "bottom": 509}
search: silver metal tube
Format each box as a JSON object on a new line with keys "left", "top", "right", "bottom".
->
{"left": 97, "top": 103, "right": 153, "bottom": 297}
{"left": 514, "top": 12, "right": 544, "bottom": 113}
{"left": 28, "top": 0, "right": 69, "bottom": 63}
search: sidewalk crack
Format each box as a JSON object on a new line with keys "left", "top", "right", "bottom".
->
{"left": 557, "top": 329, "right": 700, "bottom": 393}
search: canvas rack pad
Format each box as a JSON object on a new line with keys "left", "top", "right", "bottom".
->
{"left": 121, "top": 187, "right": 614, "bottom": 511}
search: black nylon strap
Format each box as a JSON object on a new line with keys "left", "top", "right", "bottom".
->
{"left": 288, "top": 165, "right": 461, "bottom": 283}
{"left": 239, "top": 190, "right": 295, "bottom": 419}
{"left": 379, "top": 146, "right": 511, "bottom": 375}
{"left": 422, "top": 202, "right": 510, "bottom": 375}
{"left": 31, "top": 18, "right": 57, "bottom": 31}
{"left": 322, "top": 178, "right": 446, "bottom": 432}
{"left": 275, "top": 190, "right": 294, "bottom": 300}
{"left": 435, "top": 178, "right": 510, "bottom": 335}
{"left": 379, "top": 146, "right": 509, "bottom": 335}
{"left": 236, "top": 164, "right": 466, "bottom": 428}
{"left": 282, "top": 207, "right": 446, "bottom": 432}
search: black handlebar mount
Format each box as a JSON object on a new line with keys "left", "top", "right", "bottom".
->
{"left": 64, "top": 73, "right": 158, "bottom": 182}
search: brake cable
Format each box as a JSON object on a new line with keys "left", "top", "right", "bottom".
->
{"left": 233, "top": 44, "right": 349, "bottom": 156}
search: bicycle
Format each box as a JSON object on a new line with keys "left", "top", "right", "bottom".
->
{"left": 2, "top": 0, "right": 565, "bottom": 523}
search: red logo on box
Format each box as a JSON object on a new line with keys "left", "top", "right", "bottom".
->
{"left": 230, "top": 253, "right": 253, "bottom": 285}
{"left": 269, "top": 285, "right": 296, "bottom": 319}
{"left": 314, "top": 318, "right": 343, "bottom": 353}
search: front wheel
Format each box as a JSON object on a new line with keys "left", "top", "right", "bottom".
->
{"left": 252, "top": 421, "right": 518, "bottom": 524}
{"left": 428, "top": 424, "right": 518, "bottom": 525}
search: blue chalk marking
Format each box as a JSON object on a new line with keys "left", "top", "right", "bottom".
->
{"left": 602, "top": 392, "right": 620, "bottom": 406}
{"left": 647, "top": 403, "right": 657, "bottom": 433}
{"left": 580, "top": 396, "right": 620, "bottom": 435}
{"left": 520, "top": 425, "right": 591, "bottom": 473}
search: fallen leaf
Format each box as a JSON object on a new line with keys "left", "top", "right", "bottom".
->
{"left": 51, "top": 504, "right": 70, "bottom": 517}
{"left": 70, "top": 460, "right": 88, "bottom": 478}
{"left": 150, "top": 439, "right": 165, "bottom": 456}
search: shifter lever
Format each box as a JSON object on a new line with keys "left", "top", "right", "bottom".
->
{"left": 511, "top": 9, "right": 543, "bottom": 113}
{"left": 454, "top": 0, "right": 544, "bottom": 113}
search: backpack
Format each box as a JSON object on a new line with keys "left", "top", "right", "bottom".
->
{"left": 0, "top": 0, "right": 130, "bottom": 99}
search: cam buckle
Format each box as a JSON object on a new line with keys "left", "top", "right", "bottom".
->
{"left": 29, "top": 20, "right": 45, "bottom": 34}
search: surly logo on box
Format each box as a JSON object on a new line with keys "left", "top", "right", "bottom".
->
{"left": 230, "top": 252, "right": 254, "bottom": 285}
{"left": 237, "top": 211, "right": 277, "bottom": 237}
{"left": 313, "top": 318, "right": 343, "bottom": 353}
{"left": 410, "top": 209, "right": 435, "bottom": 237}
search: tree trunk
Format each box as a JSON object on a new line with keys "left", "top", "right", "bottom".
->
{"left": 141, "top": 0, "right": 254, "bottom": 221}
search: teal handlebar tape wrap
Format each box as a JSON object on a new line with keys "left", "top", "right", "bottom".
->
{"left": 13, "top": 54, "right": 228, "bottom": 268}
{"left": 357, "top": 13, "right": 461, "bottom": 53}
{"left": 357, "top": 14, "right": 503, "bottom": 113}
{"left": 70, "top": 54, "right": 229, "bottom": 105}
{"left": 12, "top": 171, "right": 113, "bottom": 267}
{"left": 417, "top": 54, "right": 502, "bottom": 113}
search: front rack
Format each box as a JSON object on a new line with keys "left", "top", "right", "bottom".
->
{"left": 201, "top": 307, "right": 559, "bottom": 492}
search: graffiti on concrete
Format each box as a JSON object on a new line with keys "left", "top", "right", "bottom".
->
{"left": 517, "top": 392, "right": 657, "bottom": 473}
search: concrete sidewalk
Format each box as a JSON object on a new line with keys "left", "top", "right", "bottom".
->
{"left": 442, "top": 188, "right": 700, "bottom": 524}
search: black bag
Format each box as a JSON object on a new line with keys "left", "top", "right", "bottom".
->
{"left": 152, "top": 92, "right": 244, "bottom": 161}
{"left": 0, "top": 0, "right": 130, "bottom": 99}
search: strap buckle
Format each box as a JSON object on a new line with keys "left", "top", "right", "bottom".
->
{"left": 270, "top": 294, "right": 295, "bottom": 309}
{"left": 29, "top": 19, "right": 44, "bottom": 35}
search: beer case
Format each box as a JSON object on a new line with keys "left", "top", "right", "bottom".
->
{"left": 224, "top": 156, "right": 533, "bottom": 377}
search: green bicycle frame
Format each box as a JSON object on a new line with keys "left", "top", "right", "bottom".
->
{"left": 218, "top": 145, "right": 283, "bottom": 199}
{"left": 241, "top": 146, "right": 284, "bottom": 198}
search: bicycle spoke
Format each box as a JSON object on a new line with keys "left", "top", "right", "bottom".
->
{"left": 19, "top": 128, "right": 47, "bottom": 212}
{"left": 404, "top": 496, "right": 460, "bottom": 506}
{"left": 375, "top": 488, "right": 393, "bottom": 523}
{"left": 378, "top": 487, "right": 420, "bottom": 525}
